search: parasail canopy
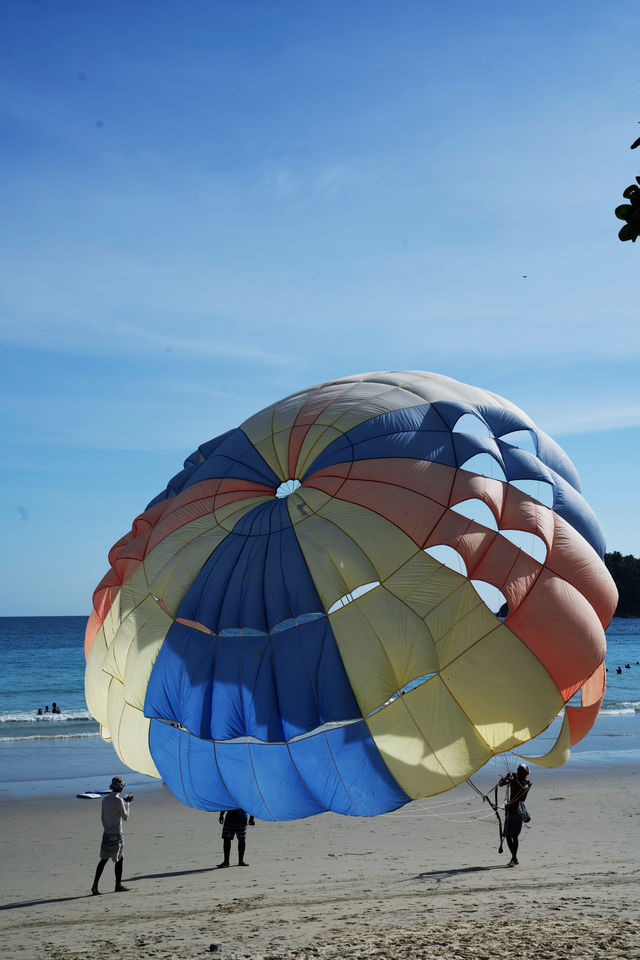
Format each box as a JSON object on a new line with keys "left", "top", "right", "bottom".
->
{"left": 85, "top": 371, "right": 617, "bottom": 819}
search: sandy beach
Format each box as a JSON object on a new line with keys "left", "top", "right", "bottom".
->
{"left": 1, "top": 762, "right": 638, "bottom": 960}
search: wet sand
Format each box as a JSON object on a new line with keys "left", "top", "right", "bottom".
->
{"left": 1, "top": 763, "right": 638, "bottom": 959}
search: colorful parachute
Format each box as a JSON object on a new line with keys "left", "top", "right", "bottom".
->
{"left": 85, "top": 371, "right": 617, "bottom": 819}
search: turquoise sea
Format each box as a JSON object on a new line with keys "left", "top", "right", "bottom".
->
{"left": 0, "top": 615, "right": 638, "bottom": 798}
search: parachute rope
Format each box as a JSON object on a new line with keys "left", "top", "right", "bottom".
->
{"left": 466, "top": 777, "right": 504, "bottom": 852}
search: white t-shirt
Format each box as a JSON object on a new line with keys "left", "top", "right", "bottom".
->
{"left": 101, "top": 792, "right": 130, "bottom": 835}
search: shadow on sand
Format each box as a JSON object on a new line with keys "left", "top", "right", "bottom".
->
{"left": 408, "top": 864, "right": 504, "bottom": 883}
{"left": 1, "top": 867, "right": 216, "bottom": 911}
{"left": 129, "top": 866, "right": 215, "bottom": 881}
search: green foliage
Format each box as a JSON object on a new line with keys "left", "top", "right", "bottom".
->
{"left": 605, "top": 552, "right": 640, "bottom": 616}
{"left": 614, "top": 129, "right": 639, "bottom": 243}
{"left": 615, "top": 178, "right": 640, "bottom": 243}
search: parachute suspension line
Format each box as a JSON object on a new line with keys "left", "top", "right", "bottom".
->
{"left": 414, "top": 809, "right": 498, "bottom": 825}
{"left": 384, "top": 799, "right": 499, "bottom": 824}
{"left": 466, "top": 777, "right": 504, "bottom": 854}
{"left": 465, "top": 777, "right": 487, "bottom": 801}
{"left": 493, "top": 781, "right": 504, "bottom": 854}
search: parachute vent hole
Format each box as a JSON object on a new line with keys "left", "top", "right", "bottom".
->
{"left": 470, "top": 581, "right": 509, "bottom": 617}
{"left": 509, "top": 478, "right": 554, "bottom": 508}
{"left": 459, "top": 453, "right": 507, "bottom": 483}
{"left": 499, "top": 430, "right": 537, "bottom": 455}
{"left": 452, "top": 413, "right": 492, "bottom": 437}
{"left": 450, "top": 498, "right": 498, "bottom": 530}
{"left": 499, "top": 529, "right": 548, "bottom": 564}
{"left": 424, "top": 545, "right": 468, "bottom": 577}
{"left": 328, "top": 581, "right": 380, "bottom": 615}
{"left": 276, "top": 478, "right": 301, "bottom": 498}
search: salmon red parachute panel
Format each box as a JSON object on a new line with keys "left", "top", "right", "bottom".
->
{"left": 85, "top": 371, "right": 617, "bottom": 819}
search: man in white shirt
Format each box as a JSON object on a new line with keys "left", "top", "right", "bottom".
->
{"left": 91, "top": 776, "right": 134, "bottom": 895}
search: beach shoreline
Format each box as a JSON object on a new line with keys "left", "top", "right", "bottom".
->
{"left": 1, "top": 763, "right": 638, "bottom": 960}
{"left": 2, "top": 615, "right": 639, "bottom": 958}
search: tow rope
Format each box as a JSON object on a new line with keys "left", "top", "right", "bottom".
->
{"left": 466, "top": 778, "right": 504, "bottom": 853}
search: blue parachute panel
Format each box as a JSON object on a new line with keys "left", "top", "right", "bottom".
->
{"left": 178, "top": 499, "right": 323, "bottom": 633}
{"left": 145, "top": 620, "right": 362, "bottom": 742}
{"left": 305, "top": 404, "right": 456, "bottom": 478}
{"left": 552, "top": 476, "right": 607, "bottom": 558}
{"left": 144, "top": 498, "right": 362, "bottom": 742}
{"left": 533, "top": 430, "right": 582, "bottom": 490}
{"left": 146, "top": 427, "right": 279, "bottom": 508}
{"left": 302, "top": 401, "right": 602, "bottom": 554}
{"left": 289, "top": 721, "right": 410, "bottom": 817}
{"left": 146, "top": 429, "right": 238, "bottom": 507}
{"left": 148, "top": 719, "right": 409, "bottom": 819}
{"left": 214, "top": 741, "right": 325, "bottom": 820}
{"left": 149, "top": 719, "right": 236, "bottom": 811}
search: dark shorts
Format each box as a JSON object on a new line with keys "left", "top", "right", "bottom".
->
{"left": 100, "top": 832, "right": 124, "bottom": 861}
{"left": 222, "top": 823, "right": 246, "bottom": 840}
{"left": 504, "top": 814, "right": 522, "bottom": 838}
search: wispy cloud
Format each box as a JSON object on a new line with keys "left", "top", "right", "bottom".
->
{"left": 92, "top": 317, "right": 298, "bottom": 366}
{"left": 546, "top": 407, "right": 640, "bottom": 437}
{"left": 0, "top": 311, "right": 298, "bottom": 367}
{"left": 264, "top": 162, "right": 351, "bottom": 205}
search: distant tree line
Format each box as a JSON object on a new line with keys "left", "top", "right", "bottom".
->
{"left": 605, "top": 552, "right": 640, "bottom": 617}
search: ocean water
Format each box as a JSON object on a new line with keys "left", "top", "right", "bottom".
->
{"left": 0, "top": 616, "right": 95, "bottom": 738}
{"left": 0, "top": 616, "right": 638, "bottom": 795}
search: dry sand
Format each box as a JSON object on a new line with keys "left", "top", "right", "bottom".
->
{"left": 1, "top": 764, "right": 638, "bottom": 960}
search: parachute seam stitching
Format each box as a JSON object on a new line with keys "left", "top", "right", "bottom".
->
{"left": 390, "top": 559, "right": 475, "bottom": 625}
{"left": 192, "top": 430, "right": 281, "bottom": 491}
{"left": 307, "top": 420, "right": 456, "bottom": 482}
{"left": 269, "top": 392, "right": 288, "bottom": 481}
{"left": 287, "top": 381, "right": 356, "bottom": 479}
{"left": 264, "top": 557, "right": 326, "bottom": 811}
{"left": 440, "top": 621, "right": 566, "bottom": 758}
{"left": 437, "top": 671, "right": 496, "bottom": 758}
{"left": 289, "top": 483, "right": 365, "bottom": 815}
{"left": 214, "top": 512, "right": 259, "bottom": 635}
{"left": 297, "top": 500, "right": 379, "bottom": 607}
{"left": 307, "top": 464, "right": 454, "bottom": 550}
{"left": 211, "top": 740, "right": 235, "bottom": 808}
{"left": 269, "top": 506, "right": 288, "bottom": 743}
{"left": 388, "top": 689, "right": 457, "bottom": 788}
{"left": 334, "top": 583, "right": 404, "bottom": 712}
{"left": 148, "top": 482, "right": 275, "bottom": 556}
{"left": 297, "top": 382, "right": 424, "bottom": 478}
{"left": 246, "top": 740, "right": 275, "bottom": 820}
{"left": 282, "top": 737, "right": 333, "bottom": 814}
{"left": 146, "top": 500, "right": 264, "bottom": 606}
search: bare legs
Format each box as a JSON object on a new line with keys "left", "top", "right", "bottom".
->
{"left": 91, "top": 858, "right": 129, "bottom": 893}
{"left": 218, "top": 836, "right": 248, "bottom": 867}
{"left": 92, "top": 858, "right": 107, "bottom": 893}
{"left": 506, "top": 835, "right": 519, "bottom": 866}
{"left": 238, "top": 837, "right": 248, "bottom": 866}
{"left": 218, "top": 837, "right": 232, "bottom": 867}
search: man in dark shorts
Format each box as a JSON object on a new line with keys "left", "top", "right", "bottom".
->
{"left": 218, "top": 809, "right": 255, "bottom": 867}
{"left": 499, "top": 763, "right": 531, "bottom": 867}
{"left": 91, "top": 776, "right": 134, "bottom": 894}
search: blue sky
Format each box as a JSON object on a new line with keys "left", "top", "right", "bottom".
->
{"left": 1, "top": 1, "right": 638, "bottom": 615}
